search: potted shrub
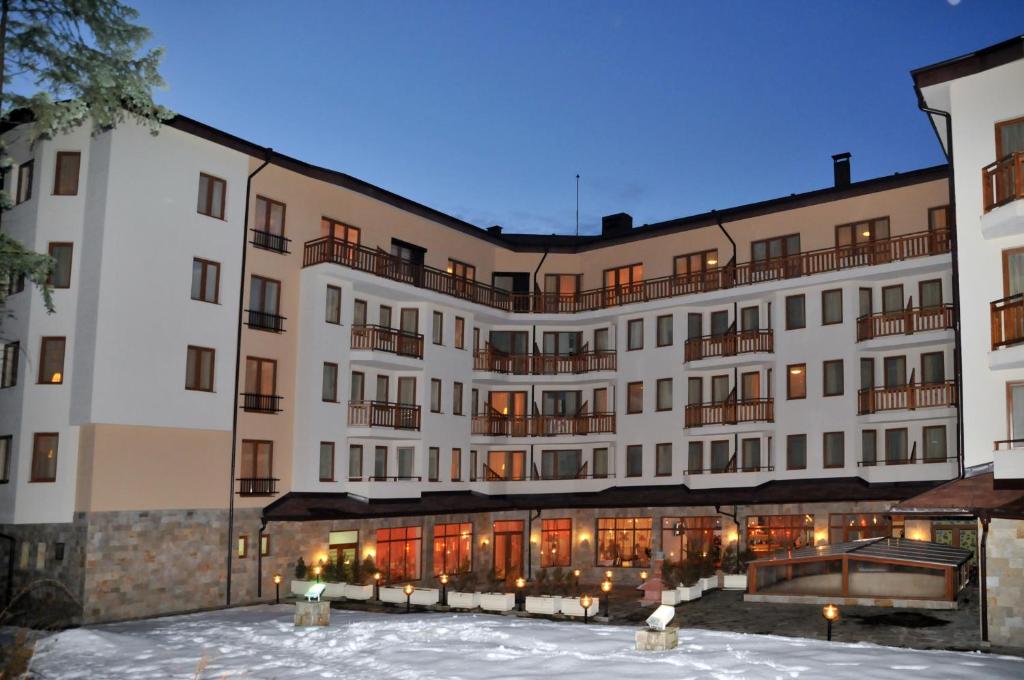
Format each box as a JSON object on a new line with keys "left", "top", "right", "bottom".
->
{"left": 697, "top": 552, "right": 719, "bottom": 591}
{"left": 449, "top": 566, "right": 480, "bottom": 609}
{"left": 675, "top": 557, "right": 702, "bottom": 601}
{"left": 660, "top": 560, "right": 683, "bottom": 605}
{"left": 323, "top": 561, "right": 347, "bottom": 598}
{"left": 290, "top": 557, "right": 314, "bottom": 596}
{"left": 721, "top": 546, "right": 755, "bottom": 590}
{"left": 344, "top": 556, "right": 376, "bottom": 600}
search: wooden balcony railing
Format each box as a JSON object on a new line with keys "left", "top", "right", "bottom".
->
{"left": 240, "top": 392, "right": 283, "bottom": 413}
{"left": 856, "top": 304, "right": 955, "bottom": 341}
{"left": 684, "top": 329, "right": 773, "bottom": 362}
{"left": 348, "top": 400, "right": 422, "bottom": 430}
{"left": 473, "top": 349, "right": 616, "bottom": 374}
{"left": 303, "top": 228, "right": 950, "bottom": 314}
{"left": 991, "top": 294, "right": 1024, "bottom": 350}
{"left": 250, "top": 228, "right": 291, "bottom": 254}
{"left": 471, "top": 412, "right": 616, "bottom": 437}
{"left": 983, "top": 152, "right": 1024, "bottom": 213}
{"left": 237, "top": 477, "right": 279, "bottom": 497}
{"left": 246, "top": 309, "right": 286, "bottom": 332}
{"left": 994, "top": 439, "right": 1024, "bottom": 451}
{"left": 857, "top": 381, "right": 957, "bottom": 415}
{"left": 684, "top": 398, "right": 774, "bottom": 428}
{"left": 351, "top": 324, "right": 424, "bottom": 359}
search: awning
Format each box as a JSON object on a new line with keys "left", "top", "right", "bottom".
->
{"left": 892, "top": 469, "right": 1024, "bottom": 519}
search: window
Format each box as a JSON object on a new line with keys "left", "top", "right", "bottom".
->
{"left": 626, "top": 382, "right": 644, "bottom": 414}
{"left": 248, "top": 275, "right": 281, "bottom": 328}
{"left": 31, "top": 433, "right": 58, "bottom": 482}
{"left": 923, "top": 426, "right": 947, "bottom": 462}
{"left": 253, "top": 196, "right": 286, "bottom": 248}
{"left": 428, "top": 447, "right": 439, "bottom": 482}
{"left": 740, "top": 371, "right": 760, "bottom": 400}
{"left": 882, "top": 285, "right": 904, "bottom": 314}
{"left": 453, "top": 382, "right": 464, "bottom": 415}
{"left": 185, "top": 346, "right": 215, "bottom": 391}
{"left": 741, "top": 438, "right": 761, "bottom": 471}
{"left": 593, "top": 448, "right": 609, "bottom": 478}
{"left": 432, "top": 311, "right": 443, "bottom": 345}
{"left": 260, "top": 534, "right": 270, "bottom": 557}
{"left": 687, "top": 442, "right": 703, "bottom": 474}
{"left": 450, "top": 448, "right": 461, "bottom": 481}
{"left": 433, "top": 523, "right": 473, "bottom": 575}
{"left": 447, "top": 258, "right": 476, "bottom": 281}
{"left": 661, "top": 516, "right": 721, "bottom": 563}
{"left": 377, "top": 305, "right": 392, "bottom": 329}
{"left": 626, "top": 445, "right": 643, "bottom": 477}
{"left": 996, "top": 115, "right": 1024, "bottom": 158}
{"left": 656, "top": 378, "right": 672, "bottom": 411}
{"left": 536, "top": 518, "right": 572, "bottom": 568}
{"left": 785, "top": 295, "right": 805, "bottom": 330}
{"left": 354, "top": 299, "right": 367, "bottom": 326}
{"left": 594, "top": 327, "right": 610, "bottom": 351}
{"left": 752, "top": 234, "right": 800, "bottom": 263}
{"left": 48, "top": 243, "right": 73, "bottom": 288}
{"left": 656, "top": 443, "right": 672, "bottom": 476}
{"left": 321, "top": 217, "right": 361, "bottom": 253}
{"left": 38, "top": 337, "right": 65, "bottom": 384}
{"left": 835, "top": 217, "right": 890, "bottom": 248}
{"left": 920, "top": 280, "right": 942, "bottom": 309}
{"left": 430, "top": 379, "right": 442, "bottom": 413}
{"left": 883, "top": 356, "right": 906, "bottom": 388}
{"left": 1, "top": 342, "right": 17, "bottom": 388}
{"left": 348, "top": 444, "right": 363, "bottom": 480}
{"left": 470, "top": 450, "right": 478, "bottom": 481}
{"left": 859, "top": 288, "right": 873, "bottom": 317}
{"left": 350, "top": 371, "right": 365, "bottom": 401}
{"left": 687, "top": 313, "right": 703, "bottom": 340}
{"left": 822, "top": 289, "right": 843, "bottom": 325}
{"left": 787, "top": 434, "right": 807, "bottom": 470}
{"left": 319, "top": 442, "right": 335, "bottom": 481}
{"left": 740, "top": 306, "right": 759, "bottom": 331}
{"left": 746, "top": 514, "right": 815, "bottom": 555}
{"left": 237, "top": 535, "right": 248, "bottom": 559}
{"left": 196, "top": 172, "right": 225, "bottom": 219}
{"left": 604, "top": 263, "right": 644, "bottom": 297}
{"left": 829, "top": 513, "right": 898, "bottom": 544}
{"left": 325, "top": 286, "right": 342, "bottom": 324}
{"left": 454, "top": 317, "right": 465, "bottom": 349}
{"left": 0, "top": 435, "right": 11, "bottom": 482}
{"left": 471, "top": 388, "right": 479, "bottom": 416}
{"left": 16, "top": 160, "right": 33, "bottom": 204}
{"left": 53, "top": 152, "right": 81, "bottom": 196}
{"left": 544, "top": 273, "right": 581, "bottom": 299}
{"left": 674, "top": 249, "right": 719, "bottom": 278}
{"left": 596, "top": 517, "right": 652, "bottom": 567}
{"left": 710, "top": 310, "right": 729, "bottom": 337}
{"left": 656, "top": 315, "right": 673, "bottom": 347}
{"left": 376, "top": 526, "right": 422, "bottom": 581}
{"left": 823, "top": 359, "right": 844, "bottom": 397}
{"left": 627, "top": 318, "right": 643, "bottom": 350}
{"left": 398, "top": 447, "right": 414, "bottom": 478}
{"left": 787, "top": 364, "right": 806, "bottom": 399}
{"left": 921, "top": 352, "right": 945, "bottom": 385}
{"left": 321, "top": 363, "right": 338, "bottom": 402}
{"left": 191, "top": 258, "right": 220, "bottom": 303}
{"left": 377, "top": 375, "right": 391, "bottom": 403}
{"left": 240, "top": 440, "right": 272, "bottom": 481}
{"left": 374, "top": 446, "right": 388, "bottom": 479}
{"left": 538, "top": 449, "right": 580, "bottom": 480}
{"left": 861, "top": 430, "right": 878, "bottom": 466}
{"left": 823, "top": 432, "right": 844, "bottom": 468}
{"left": 885, "top": 428, "right": 908, "bottom": 464}
{"left": 861, "top": 357, "right": 875, "bottom": 390}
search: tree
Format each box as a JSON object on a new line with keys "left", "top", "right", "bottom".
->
{"left": 0, "top": 0, "right": 170, "bottom": 316}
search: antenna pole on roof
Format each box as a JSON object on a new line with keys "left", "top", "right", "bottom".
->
{"left": 575, "top": 174, "right": 580, "bottom": 236}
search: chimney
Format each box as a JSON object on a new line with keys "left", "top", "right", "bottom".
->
{"left": 832, "top": 152, "right": 851, "bottom": 188}
{"left": 601, "top": 212, "right": 633, "bottom": 237}
{"left": 486, "top": 225, "right": 503, "bottom": 236}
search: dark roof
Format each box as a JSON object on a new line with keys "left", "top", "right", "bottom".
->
{"left": 893, "top": 471, "right": 1024, "bottom": 519}
{"left": 262, "top": 477, "right": 941, "bottom": 522}
{"left": 912, "top": 34, "right": 1024, "bottom": 92}
{"left": 749, "top": 537, "right": 971, "bottom": 569}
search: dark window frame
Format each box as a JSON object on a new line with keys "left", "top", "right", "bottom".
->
{"left": 197, "top": 172, "right": 227, "bottom": 219}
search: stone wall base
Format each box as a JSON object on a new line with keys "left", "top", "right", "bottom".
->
{"left": 985, "top": 518, "right": 1024, "bottom": 648}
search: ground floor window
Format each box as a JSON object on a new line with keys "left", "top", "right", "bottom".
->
{"left": 828, "top": 513, "right": 901, "bottom": 544}
{"left": 933, "top": 520, "right": 978, "bottom": 565}
{"left": 540, "top": 518, "right": 572, "bottom": 567}
{"left": 661, "top": 516, "right": 722, "bottom": 562}
{"left": 597, "top": 517, "right": 652, "bottom": 567}
{"left": 746, "top": 514, "right": 814, "bottom": 555}
{"left": 377, "top": 526, "right": 422, "bottom": 582}
{"left": 433, "top": 523, "right": 473, "bottom": 575}
{"left": 493, "top": 520, "right": 524, "bottom": 580}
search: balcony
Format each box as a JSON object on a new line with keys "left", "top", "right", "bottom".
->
{"left": 303, "top": 228, "right": 949, "bottom": 314}
{"left": 473, "top": 349, "right": 616, "bottom": 375}
{"left": 246, "top": 309, "right": 286, "bottom": 333}
{"left": 240, "top": 392, "right": 283, "bottom": 413}
{"left": 983, "top": 152, "right": 1024, "bottom": 213}
{"left": 471, "top": 412, "right": 616, "bottom": 437}
{"left": 857, "top": 381, "right": 957, "bottom": 415}
{"left": 684, "top": 398, "right": 774, "bottom": 428}
{"left": 857, "top": 442, "right": 955, "bottom": 467}
{"left": 993, "top": 440, "right": 1024, "bottom": 486}
{"left": 991, "top": 294, "right": 1024, "bottom": 350}
{"left": 684, "top": 329, "right": 773, "bottom": 362}
{"left": 351, "top": 324, "right": 424, "bottom": 359}
{"left": 237, "top": 477, "right": 279, "bottom": 497}
{"left": 348, "top": 400, "right": 422, "bottom": 430}
{"left": 250, "top": 228, "right": 291, "bottom": 254}
{"left": 856, "top": 305, "right": 954, "bottom": 342}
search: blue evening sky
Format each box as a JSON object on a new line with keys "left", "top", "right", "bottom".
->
{"left": 132, "top": 1, "right": 1023, "bottom": 235}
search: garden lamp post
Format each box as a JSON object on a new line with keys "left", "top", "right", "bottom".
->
{"left": 822, "top": 603, "right": 840, "bottom": 641}
{"left": 273, "top": 574, "right": 281, "bottom": 605}
{"left": 373, "top": 572, "right": 382, "bottom": 601}
{"left": 580, "top": 594, "right": 592, "bottom": 624}
{"left": 515, "top": 576, "right": 526, "bottom": 611}
{"left": 313, "top": 564, "right": 322, "bottom": 584}
{"left": 600, "top": 578, "right": 612, "bottom": 617}
{"left": 404, "top": 583, "right": 415, "bottom": 613}
{"left": 604, "top": 570, "right": 613, "bottom": 580}
{"left": 440, "top": 573, "right": 449, "bottom": 606}
{"left": 638, "top": 570, "right": 648, "bottom": 599}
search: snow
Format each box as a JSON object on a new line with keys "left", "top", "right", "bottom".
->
{"left": 28, "top": 605, "right": 1023, "bottom": 679}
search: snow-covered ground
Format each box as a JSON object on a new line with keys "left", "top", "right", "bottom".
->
{"left": 28, "top": 605, "right": 1023, "bottom": 679}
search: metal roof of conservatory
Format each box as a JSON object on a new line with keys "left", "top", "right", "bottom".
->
{"left": 749, "top": 537, "right": 971, "bottom": 569}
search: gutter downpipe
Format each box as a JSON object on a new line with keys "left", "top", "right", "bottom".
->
{"left": 919, "top": 106, "right": 964, "bottom": 480}
{"left": 226, "top": 148, "right": 273, "bottom": 607}
{"left": 0, "top": 532, "right": 13, "bottom": 606}
{"left": 714, "top": 211, "right": 741, "bottom": 460}
{"left": 979, "top": 513, "right": 990, "bottom": 643}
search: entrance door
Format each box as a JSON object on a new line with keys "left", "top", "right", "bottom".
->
{"left": 488, "top": 391, "right": 529, "bottom": 435}
{"left": 328, "top": 530, "right": 359, "bottom": 581}
{"left": 493, "top": 520, "right": 525, "bottom": 581}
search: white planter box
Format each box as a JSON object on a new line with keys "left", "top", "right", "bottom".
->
{"left": 448, "top": 591, "right": 480, "bottom": 609}
{"left": 291, "top": 580, "right": 314, "bottom": 597}
{"left": 525, "top": 595, "right": 562, "bottom": 615}
{"left": 344, "top": 583, "right": 374, "bottom": 600}
{"left": 323, "top": 582, "right": 347, "bottom": 598}
{"left": 722, "top": 574, "right": 748, "bottom": 590}
{"left": 379, "top": 586, "right": 409, "bottom": 604}
{"left": 661, "top": 589, "right": 682, "bottom": 606}
{"left": 676, "top": 584, "right": 703, "bottom": 601}
{"left": 479, "top": 592, "right": 516, "bottom": 612}
{"left": 410, "top": 588, "right": 440, "bottom": 606}
{"left": 699, "top": 575, "right": 719, "bottom": 592}
{"left": 560, "top": 597, "right": 599, "bottom": 617}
